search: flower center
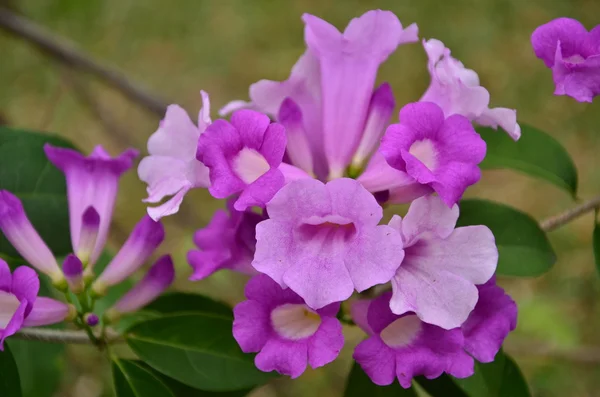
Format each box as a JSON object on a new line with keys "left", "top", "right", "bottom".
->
{"left": 271, "top": 303, "right": 322, "bottom": 340}
{"left": 380, "top": 315, "right": 422, "bottom": 348}
{"left": 409, "top": 139, "right": 438, "bottom": 171}
{"left": 0, "top": 291, "right": 21, "bottom": 329}
{"left": 564, "top": 54, "right": 585, "bottom": 64}
{"left": 232, "top": 148, "right": 270, "bottom": 184}
{"left": 295, "top": 215, "right": 357, "bottom": 254}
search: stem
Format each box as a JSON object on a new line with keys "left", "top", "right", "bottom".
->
{"left": 14, "top": 328, "right": 123, "bottom": 345}
{"left": 0, "top": 7, "right": 168, "bottom": 116}
{"left": 540, "top": 194, "right": 600, "bottom": 232}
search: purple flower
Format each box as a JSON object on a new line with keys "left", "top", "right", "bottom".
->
{"left": 461, "top": 277, "right": 517, "bottom": 363}
{"left": 92, "top": 215, "right": 164, "bottom": 295}
{"left": 188, "top": 199, "right": 263, "bottom": 281}
{"left": 421, "top": 39, "right": 521, "bottom": 140}
{"left": 379, "top": 102, "right": 486, "bottom": 207}
{"left": 387, "top": 195, "right": 497, "bottom": 329}
{"left": 197, "top": 110, "right": 287, "bottom": 211}
{"left": 220, "top": 11, "right": 418, "bottom": 180}
{"left": 45, "top": 144, "right": 138, "bottom": 268}
{"left": 278, "top": 98, "right": 315, "bottom": 176}
{"left": 76, "top": 207, "right": 100, "bottom": 266}
{"left": 353, "top": 292, "right": 474, "bottom": 388}
{"left": 302, "top": 10, "right": 418, "bottom": 179}
{"left": 107, "top": 255, "right": 175, "bottom": 318}
{"left": 531, "top": 18, "right": 600, "bottom": 103}
{"left": 63, "top": 254, "right": 84, "bottom": 294}
{"left": 0, "top": 261, "right": 70, "bottom": 349}
{"left": 138, "top": 91, "right": 212, "bottom": 220}
{"left": 233, "top": 274, "right": 343, "bottom": 378}
{"left": 252, "top": 178, "right": 404, "bottom": 310}
{"left": 0, "top": 191, "right": 62, "bottom": 282}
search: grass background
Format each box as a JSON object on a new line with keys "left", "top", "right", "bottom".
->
{"left": 2, "top": 0, "right": 600, "bottom": 396}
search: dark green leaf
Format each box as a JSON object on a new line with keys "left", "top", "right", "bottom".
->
{"left": 456, "top": 351, "right": 531, "bottom": 397}
{"left": 144, "top": 292, "right": 233, "bottom": 318}
{"left": 415, "top": 375, "right": 468, "bottom": 397}
{"left": 593, "top": 215, "right": 600, "bottom": 276}
{"left": 457, "top": 199, "right": 556, "bottom": 276}
{"left": 7, "top": 339, "right": 64, "bottom": 397}
{"left": 139, "top": 361, "right": 252, "bottom": 397}
{"left": 0, "top": 127, "right": 76, "bottom": 260}
{"left": 344, "top": 362, "right": 417, "bottom": 396}
{"left": 126, "top": 314, "right": 275, "bottom": 391}
{"left": 479, "top": 124, "right": 578, "bottom": 196}
{"left": 112, "top": 358, "right": 175, "bottom": 397}
{"left": 0, "top": 344, "right": 22, "bottom": 397}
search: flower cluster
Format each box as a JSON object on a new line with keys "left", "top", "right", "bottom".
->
{"left": 139, "top": 10, "right": 519, "bottom": 387}
{"left": 0, "top": 145, "right": 174, "bottom": 348}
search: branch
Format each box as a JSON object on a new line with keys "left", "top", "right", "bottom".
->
{"left": 0, "top": 7, "right": 168, "bottom": 117}
{"left": 15, "top": 327, "right": 123, "bottom": 345}
{"left": 540, "top": 194, "right": 600, "bottom": 232}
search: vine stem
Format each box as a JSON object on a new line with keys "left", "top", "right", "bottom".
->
{"left": 14, "top": 328, "right": 123, "bottom": 345}
{"left": 540, "top": 194, "right": 600, "bottom": 232}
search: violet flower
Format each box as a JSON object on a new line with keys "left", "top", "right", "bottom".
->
{"left": 233, "top": 274, "right": 343, "bottom": 378}
{"left": 387, "top": 195, "right": 497, "bottom": 330}
{"left": 106, "top": 255, "right": 175, "bottom": 319}
{"left": 252, "top": 178, "right": 404, "bottom": 310}
{"left": 188, "top": 199, "right": 263, "bottom": 281}
{"left": 92, "top": 215, "right": 164, "bottom": 295}
{"left": 138, "top": 91, "right": 212, "bottom": 220}
{"left": 0, "top": 260, "right": 71, "bottom": 349}
{"left": 45, "top": 144, "right": 138, "bottom": 268}
{"left": 0, "top": 191, "right": 63, "bottom": 283}
{"left": 352, "top": 292, "right": 474, "bottom": 388}
{"left": 197, "top": 110, "right": 288, "bottom": 211}
{"left": 76, "top": 207, "right": 100, "bottom": 266}
{"left": 63, "top": 254, "right": 84, "bottom": 294}
{"left": 421, "top": 39, "right": 521, "bottom": 140}
{"left": 531, "top": 18, "right": 600, "bottom": 102}
{"left": 379, "top": 102, "right": 486, "bottom": 207}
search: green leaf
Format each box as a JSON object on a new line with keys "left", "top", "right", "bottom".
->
{"left": 7, "top": 339, "right": 64, "bottom": 397}
{"left": 144, "top": 292, "right": 233, "bottom": 318}
{"left": 0, "top": 344, "right": 22, "bottom": 397}
{"left": 456, "top": 351, "right": 531, "bottom": 397}
{"left": 456, "top": 199, "right": 556, "bottom": 276}
{"left": 112, "top": 358, "right": 175, "bottom": 397}
{"left": 126, "top": 313, "right": 275, "bottom": 392}
{"left": 0, "top": 127, "right": 76, "bottom": 260}
{"left": 139, "top": 362, "right": 252, "bottom": 397}
{"left": 415, "top": 375, "right": 468, "bottom": 397}
{"left": 593, "top": 215, "right": 600, "bottom": 276}
{"left": 479, "top": 124, "right": 578, "bottom": 196}
{"left": 344, "top": 362, "right": 417, "bottom": 396}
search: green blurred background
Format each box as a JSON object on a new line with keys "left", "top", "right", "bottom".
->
{"left": 1, "top": 0, "right": 600, "bottom": 396}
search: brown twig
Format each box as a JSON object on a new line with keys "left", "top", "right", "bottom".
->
{"left": 15, "top": 327, "right": 123, "bottom": 345}
{"left": 540, "top": 194, "right": 600, "bottom": 232}
{"left": 0, "top": 7, "right": 168, "bottom": 117}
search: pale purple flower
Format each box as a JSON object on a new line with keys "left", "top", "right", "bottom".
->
{"left": 108, "top": 255, "right": 175, "bottom": 316}
{"left": 303, "top": 10, "right": 418, "bottom": 179}
{"left": 45, "top": 144, "right": 138, "bottom": 268}
{"left": 461, "top": 277, "right": 517, "bottom": 363}
{"left": 188, "top": 199, "right": 263, "bottom": 281}
{"left": 379, "top": 102, "right": 486, "bottom": 207}
{"left": 531, "top": 18, "right": 600, "bottom": 103}
{"left": 92, "top": 215, "right": 164, "bottom": 295}
{"left": 220, "top": 11, "right": 418, "bottom": 180}
{"left": 63, "top": 254, "right": 84, "bottom": 294}
{"left": 197, "top": 110, "right": 287, "bottom": 211}
{"left": 233, "top": 274, "right": 343, "bottom": 378}
{"left": 138, "top": 91, "right": 212, "bottom": 220}
{"left": 76, "top": 207, "right": 100, "bottom": 266}
{"left": 252, "top": 178, "right": 404, "bottom": 310}
{"left": 0, "top": 261, "right": 70, "bottom": 349}
{"left": 387, "top": 195, "right": 497, "bottom": 330}
{"left": 353, "top": 292, "right": 474, "bottom": 388}
{"left": 421, "top": 39, "right": 521, "bottom": 140}
{"left": 0, "top": 191, "right": 62, "bottom": 282}
{"left": 278, "top": 98, "right": 315, "bottom": 176}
